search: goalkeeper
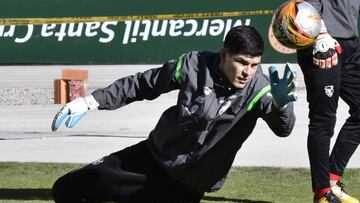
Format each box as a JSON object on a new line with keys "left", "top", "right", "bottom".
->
{"left": 51, "top": 25, "right": 297, "bottom": 203}
{"left": 296, "top": 0, "right": 360, "bottom": 202}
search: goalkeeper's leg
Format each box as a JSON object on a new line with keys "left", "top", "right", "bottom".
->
{"left": 52, "top": 140, "right": 204, "bottom": 203}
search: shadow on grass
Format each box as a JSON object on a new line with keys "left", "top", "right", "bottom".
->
{"left": 0, "top": 188, "right": 52, "bottom": 200}
{"left": 0, "top": 189, "right": 273, "bottom": 203}
{"left": 203, "top": 196, "right": 273, "bottom": 203}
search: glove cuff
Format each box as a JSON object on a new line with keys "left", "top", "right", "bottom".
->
{"left": 320, "top": 19, "right": 327, "bottom": 34}
{"left": 84, "top": 94, "right": 99, "bottom": 110}
{"left": 272, "top": 98, "right": 288, "bottom": 110}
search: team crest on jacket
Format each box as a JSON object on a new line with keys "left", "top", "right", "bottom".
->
{"left": 324, "top": 85, "right": 334, "bottom": 97}
{"left": 203, "top": 87, "right": 213, "bottom": 95}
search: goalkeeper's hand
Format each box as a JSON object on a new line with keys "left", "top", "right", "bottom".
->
{"left": 312, "top": 20, "right": 342, "bottom": 69}
{"left": 268, "top": 63, "right": 297, "bottom": 109}
{"left": 51, "top": 95, "right": 99, "bottom": 131}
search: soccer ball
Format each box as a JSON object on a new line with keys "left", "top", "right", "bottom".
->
{"left": 272, "top": 0, "right": 321, "bottom": 49}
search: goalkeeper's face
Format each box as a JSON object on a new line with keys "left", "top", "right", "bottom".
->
{"left": 219, "top": 49, "right": 261, "bottom": 90}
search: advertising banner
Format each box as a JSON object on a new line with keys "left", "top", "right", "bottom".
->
{"left": 0, "top": 0, "right": 297, "bottom": 64}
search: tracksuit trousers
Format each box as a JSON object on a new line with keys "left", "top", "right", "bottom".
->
{"left": 297, "top": 37, "right": 360, "bottom": 191}
{"left": 52, "top": 140, "right": 204, "bottom": 203}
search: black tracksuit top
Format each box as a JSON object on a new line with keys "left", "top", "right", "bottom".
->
{"left": 92, "top": 51, "right": 295, "bottom": 192}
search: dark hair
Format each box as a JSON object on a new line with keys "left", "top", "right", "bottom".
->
{"left": 223, "top": 25, "right": 264, "bottom": 56}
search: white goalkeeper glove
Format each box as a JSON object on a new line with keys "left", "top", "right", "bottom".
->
{"left": 51, "top": 95, "right": 99, "bottom": 131}
{"left": 312, "top": 20, "right": 342, "bottom": 69}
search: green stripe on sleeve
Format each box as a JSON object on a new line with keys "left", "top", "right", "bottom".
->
{"left": 175, "top": 54, "right": 185, "bottom": 85}
{"left": 246, "top": 85, "right": 271, "bottom": 111}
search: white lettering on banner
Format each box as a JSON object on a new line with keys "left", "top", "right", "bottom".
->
{"left": 15, "top": 25, "right": 33, "bottom": 43}
{"left": 123, "top": 21, "right": 132, "bottom": 44}
{"left": 1, "top": 25, "right": 16, "bottom": 37}
{"left": 195, "top": 19, "right": 208, "bottom": 36}
{"left": 100, "top": 22, "right": 117, "bottom": 43}
{"left": 54, "top": 23, "right": 67, "bottom": 41}
{"left": 209, "top": 19, "right": 224, "bottom": 36}
{"left": 0, "top": 25, "right": 33, "bottom": 43}
{"left": 85, "top": 22, "right": 101, "bottom": 37}
{"left": 152, "top": 20, "right": 168, "bottom": 37}
{"left": 122, "top": 18, "right": 251, "bottom": 44}
{"left": 131, "top": 20, "right": 140, "bottom": 43}
{"left": 41, "top": 24, "right": 56, "bottom": 37}
{"left": 68, "top": 23, "right": 84, "bottom": 37}
{"left": 183, "top": 19, "right": 197, "bottom": 36}
{"left": 0, "top": 18, "right": 251, "bottom": 44}
{"left": 39, "top": 22, "right": 118, "bottom": 42}
{"left": 140, "top": 20, "right": 151, "bottom": 41}
{"left": 169, "top": 20, "right": 185, "bottom": 36}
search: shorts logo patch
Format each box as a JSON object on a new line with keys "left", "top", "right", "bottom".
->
{"left": 203, "top": 87, "right": 213, "bottom": 95}
{"left": 324, "top": 85, "right": 334, "bottom": 97}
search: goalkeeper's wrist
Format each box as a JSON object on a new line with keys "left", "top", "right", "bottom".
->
{"left": 83, "top": 94, "right": 99, "bottom": 110}
{"left": 272, "top": 99, "right": 287, "bottom": 110}
{"left": 319, "top": 19, "right": 327, "bottom": 34}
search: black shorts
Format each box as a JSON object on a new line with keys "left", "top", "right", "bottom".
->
{"left": 52, "top": 140, "right": 204, "bottom": 203}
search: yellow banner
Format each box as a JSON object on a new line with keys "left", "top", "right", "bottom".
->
{"left": 0, "top": 10, "right": 273, "bottom": 26}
